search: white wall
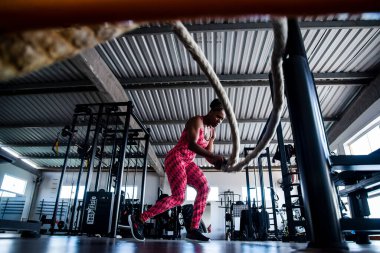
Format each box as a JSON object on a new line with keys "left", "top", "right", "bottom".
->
{"left": 178, "top": 170, "right": 285, "bottom": 240}
{"left": 32, "top": 170, "right": 161, "bottom": 220}
{"left": 0, "top": 163, "right": 38, "bottom": 220}
{"left": 31, "top": 168, "right": 285, "bottom": 240}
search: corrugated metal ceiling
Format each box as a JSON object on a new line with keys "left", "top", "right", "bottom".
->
{"left": 0, "top": 14, "right": 379, "bottom": 171}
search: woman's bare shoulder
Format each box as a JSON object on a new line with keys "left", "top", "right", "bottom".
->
{"left": 186, "top": 115, "right": 203, "bottom": 128}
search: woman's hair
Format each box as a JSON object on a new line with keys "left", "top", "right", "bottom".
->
{"left": 210, "top": 98, "right": 224, "bottom": 111}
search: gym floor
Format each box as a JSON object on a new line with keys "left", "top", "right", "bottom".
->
{"left": 1, "top": 235, "right": 380, "bottom": 253}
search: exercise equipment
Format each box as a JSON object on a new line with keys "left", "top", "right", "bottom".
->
{"left": 0, "top": 219, "right": 41, "bottom": 238}
{"left": 218, "top": 190, "right": 242, "bottom": 240}
{"left": 243, "top": 147, "right": 280, "bottom": 241}
{"left": 282, "top": 19, "right": 348, "bottom": 250}
{"left": 331, "top": 148, "right": 380, "bottom": 244}
{"left": 82, "top": 190, "right": 114, "bottom": 236}
{"left": 0, "top": 22, "right": 139, "bottom": 81}
{"left": 0, "top": 196, "right": 40, "bottom": 237}
{"left": 272, "top": 119, "right": 308, "bottom": 242}
{"left": 50, "top": 101, "right": 151, "bottom": 238}
{"left": 171, "top": 18, "right": 287, "bottom": 172}
{"left": 181, "top": 204, "right": 207, "bottom": 234}
{"left": 0, "top": 196, "right": 26, "bottom": 220}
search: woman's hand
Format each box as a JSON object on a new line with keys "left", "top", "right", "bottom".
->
{"left": 213, "top": 156, "right": 227, "bottom": 170}
{"left": 206, "top": 154, "right": 226, "bottom": 170}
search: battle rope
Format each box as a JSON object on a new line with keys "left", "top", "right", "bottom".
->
{"left": 172, "top": 18, "right": 288, "bottom": 172}
{"left": 0, "top": 21, "right": 139, "bottom": 81}
{"left": 171, "top": 21, "right": 240, "bottom": 167}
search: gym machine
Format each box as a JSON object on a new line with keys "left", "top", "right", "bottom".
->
{"left": 283, "top": 19, "right": 379, "bottom": 250}
{"left": 331, "top": 149, "right": 380, "bottom": 244}
{"left": 50, "top": 101, "right": 150, "bottom": 238}
{"left": 243, "top": 147, "right": 279, "bottom": 241}
{"left": 218, "top": 190, "right": 242, "bottom": 240}
{"left": 272, "top": 124, "right": 308, "bottom": 242}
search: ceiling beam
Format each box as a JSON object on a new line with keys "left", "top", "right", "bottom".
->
{"left": 0, "top": 138, "right": 294, "bottom": 149}
{"left": 155, "top": 139, "right": 293, "bottom": 146}
{"left": 72, "top": 48, "right": 164, "bottom": 176}
{"left": 142, "top": 117, "right": 337, "bottom": 125}
{"left": 127, "top": 20, "right": 380, "bottom": 35}
{"left": 0, "top": 80, "right": 96, "bottom": 96}
{"left": 327, "top": 73, "right": 380, "bottom": 144}
{"left": 40, "top": 166, "right": 158, "bottom": 172}
{"left": 19, "top": 146, "right": 285, "bottom": 159}
{"left": 0, "top": 116, "right": 337, "bottom": 129}
{"left": 39, "top": 165, "right": 285, "bottom": 172}
{"left": 0, "top": 72, "right": 370, "bottom": 96}
{"left": 0, "top": 149, "right": 42, "bottom": 177}
{"left": 121, "top": 72, "right": 372, "bottom": 86}
{"left": 122, "top": 79, "right": 364, "bottom": 90}
{"left": 157, "top": 154, "right": 281, "bottom": 159}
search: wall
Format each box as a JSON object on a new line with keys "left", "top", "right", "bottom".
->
{"left": 0, "top": 163, "right": 38, "bottom": 220}
{"left": 32, "top": 170, "right": 161, "bottom": 221}
{"left": 161, "top": 170, "right": 285, "bottom": 240}
{"left": 31, "top": 168, "right": 285, "bottom": 240}
{"left": 192, "top": 170, "right": 285, "bottom": 240}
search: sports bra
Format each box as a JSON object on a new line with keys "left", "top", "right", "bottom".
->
{"left": 167, "top": 116, "right": 211, "bottom": 161}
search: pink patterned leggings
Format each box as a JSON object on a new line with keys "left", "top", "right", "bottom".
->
{"left": 140, "top": 152, "right": 210, "bottom": 230}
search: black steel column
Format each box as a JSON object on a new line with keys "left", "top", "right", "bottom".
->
{"left": 79, "top": 105, "right": 104, "bottom": 232}
{"left": 283, "top": 19, "right": 347, "bottom": 250}
{"left": 111, "top": 101, "right": 133, "bottom": 238}
{"left": 276, "top": 122, "right": 297, "bottom": 239}
{"left": 94, "top": 107, "right": 113, "bottom": 191}
{"left": 139, "top": 129, "right": 150, "bottom": 214}
{"left": 244, "top": 148, "right": 254, "bottom": 240}
{"left": 68, "top": 112, "right": 93, "bottom": 234}
{"left": 107, "top": 122, "right": 119, "bottom": 192}
{"left": 50, "top": 115, "right": 77, "bottom": 234}
{"left": 265, "top": 147, "right": 278, "bottom": 238}
{"left": 258, "top": 153, "right": 268, "bottom": 240}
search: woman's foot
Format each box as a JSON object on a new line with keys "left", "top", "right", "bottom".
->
{"left": 128, "top": 214, "right": 145, "bottom": 241}
{"left": 186, "top": 229, "right": 210, "bottom": 242}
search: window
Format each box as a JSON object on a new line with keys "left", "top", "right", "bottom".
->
{"left": 242, "top": 186, "right": 272, "bottom": 204}
{"left": 1, "top": 174, "right": 27, "bottom": 195}
{"left": 124, "top": 186, "right": 138, "bottom": 199}
{"left": 110, "top": 186, "right": 138, "bottom": 199}
{"left": 368, "top": 190, "right": 380, "bottom": 219}
{"left": 344, "top": 116, "right": 380, "bottom": 155}
{"left": 0, "top": 190, "right": 17, "bottom": 198}
{"left": 368, "top": 196, "right": 380, "bottom": 218}
{"left": 60, "top": 185, "right": 85, "bottom": 200}
{"left": 186, "top": 186, "right": 219, "bottom": 201}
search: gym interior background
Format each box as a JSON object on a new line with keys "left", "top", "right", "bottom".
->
{"left": 0, "top": 4, "right": 380, "bottom": 253}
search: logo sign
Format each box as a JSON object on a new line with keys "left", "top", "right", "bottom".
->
{"left": 86, "top": 196, "right": 97, "bottom": 225}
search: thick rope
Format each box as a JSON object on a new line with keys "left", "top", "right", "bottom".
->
{"left": 172, "top": 18, "right": 287, "bottom": 172}
{"left": 224, "top": 17, "right": 288, "bottom": 172}
{"left": 171, "top": 21, "right": 240, "bottom": 166}
{"left": 0, "top": 21, "right": 139, "bottom": 81}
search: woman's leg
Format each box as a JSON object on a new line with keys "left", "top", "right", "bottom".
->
{"left": 186, "top": 162, "right": 210, "bottom": 230}
{"left": 140, "top": 154, "right": 187, "bottom": 221}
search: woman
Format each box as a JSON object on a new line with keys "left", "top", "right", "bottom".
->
{"left": 129, "top": 98, "right": 226, "bottom": 241}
